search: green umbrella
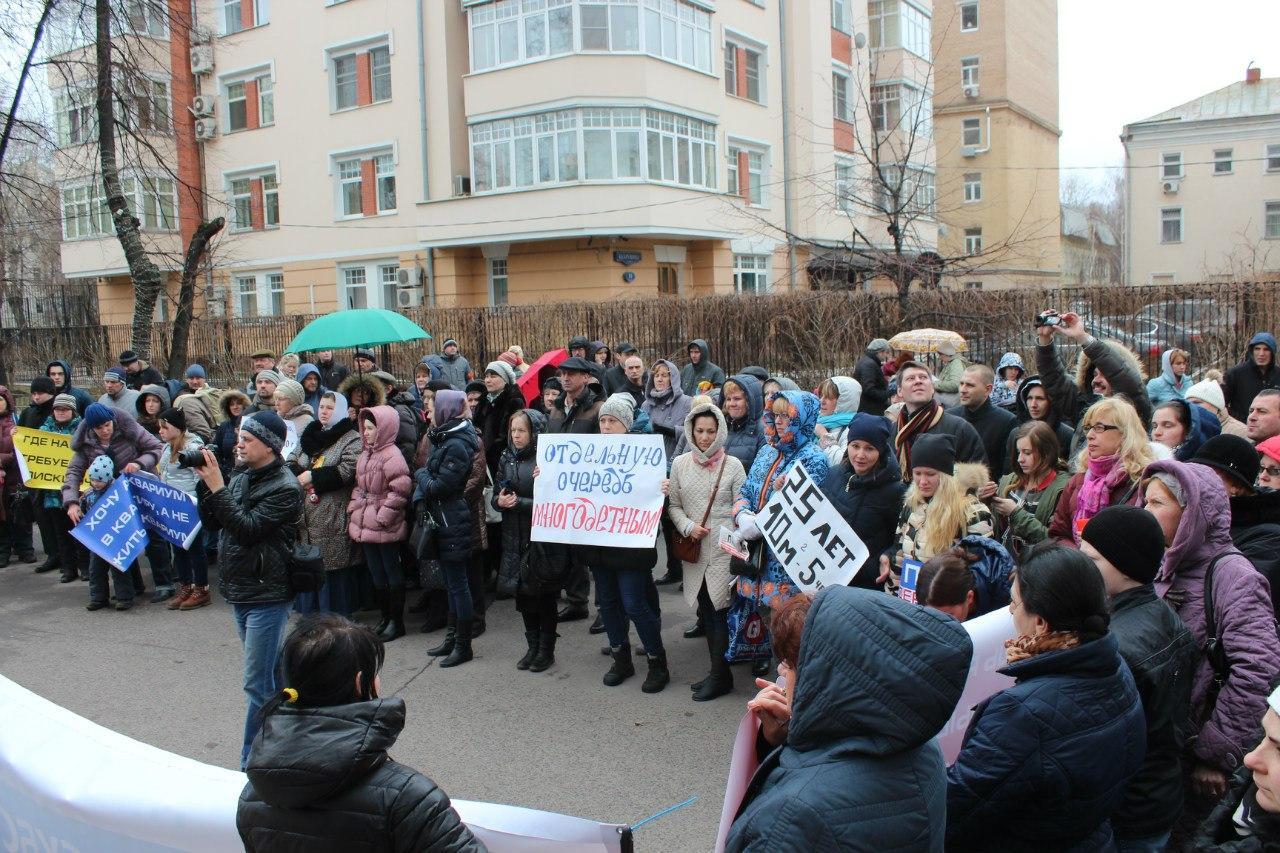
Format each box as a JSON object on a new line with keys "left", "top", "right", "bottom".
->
{"left": 286, "top": 308, "right": 431, "bottom": 353}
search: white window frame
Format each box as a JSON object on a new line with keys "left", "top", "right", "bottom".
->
{"left": 963, "top": 171, "right": 981, "bottom": 203}
{"left": 224, "top": 165, "right": 280, "bottom": 232}
{"left": 221, "top": 0, "right": 269, "bottom": 35}
{"left": 724, "top": 33, "right": 767, "bottom": 105}
{"left": 325, "top": 34, "right": 394, "bottom": 113}
{"left": 959, "top": 1, "right": 978, "bottom": 31}
{"left": 53, "top": 88, "right": 97, "bottom": 147}
{"left": 232, "top": 268, "right": 284, "bottom": 318}
{"left": 468, "top": 105, "right": 716, "bottom": 195}
{"left": 123, "top": 0, "right": 169, "bottom": 38}
{"left": 1265, "top": 201, "right": 1280, "bottom": 240}
{"left": 832, "top": 68, "right": 850, "bottom": 122}
{"left": 1161, "top": 152, "right": 1182, "bottom": 180}
{"left": 733, "top": 253, "right": 770, "bottom": 294}
{"left": 60, "top": 174, "right": 177, "bottom": 240}
{"left": 964, "top": 226, "right": 982, "bottom": 255}
{"left": 727, "top": 138, "right": 768, "bottom": 207}
{"left": 831, "top": 0, "right": 851, "bottom": 34}
{"left": 488, "top": 257, "right": 510, "bottom": 305}
{"left": 467, "top": 0, "right": 712, "bottom": 74}
{"left": 1160, "top": 207, "right": 1182, "bottom": 244}
{"left": 374, "top": 153, "right": 397, "bottom": 213}
{"left": 1214, "top": 148, "right": 1233, "bottom": 175}
{"left": 868, "top": 0, "right": 931, "bottom": 59}
{"left": 960, "top": 56, "right": 979, "bottom": 88}
{"left": 835, "top": 159, "right": 856, "bottom": 212}
{"left": 220, "top": 65, "right": 274, "bottom": 132}
{"left": 329, "top": 145, "right": 397, "bottom": 219}
{"left": 878, "top": 164, "right": 935, "bottom": 217}
{"left": 1268, "top": 143, "right": 1280, "bottom": 173}
{"left": 962, "top": 116, "right": 981, "bottom": 146}
{"left": 337, "top": 258, "right": 400, "bottom": 310}
{"left": 964, "top": 280, "right": 982, "bottom": 291}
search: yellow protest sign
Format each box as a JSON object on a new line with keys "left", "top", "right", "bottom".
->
{"left": 13, "top": 427, "right": 75, "bottom": 489}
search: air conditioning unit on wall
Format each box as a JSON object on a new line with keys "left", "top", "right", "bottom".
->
{"left": 194, "top": 118, "right": 217, "bottom": 141}
{"left": 396, "top": 288, "right": 422, "bottom": 308}
{"left": 190, "top": 46, "right": 214, "bottom": 75}
{"left": 191, "top": 94, "right": 216, "bottom": 116}
{"left": 963, "top": 84, "right": 979, "bottom": 98}
{"left": 1162, "top": 179, "right": 1180, "bottom": 194}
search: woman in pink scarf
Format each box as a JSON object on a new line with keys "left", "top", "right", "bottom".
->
{"left": 1049, "top": 397, "right": 1153, "bottom": 545}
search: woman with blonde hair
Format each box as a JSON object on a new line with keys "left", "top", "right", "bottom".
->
{"left": 277, "top": 353, "right": 301, "bottom": 380}
{"left": 1049, "top": 396, "right": 1152, "bottom": 546}
{"left": 879, "top": 433, "right": 993, "bottom": 596}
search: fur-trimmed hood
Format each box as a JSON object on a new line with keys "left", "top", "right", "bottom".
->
{"left": 337, "top": 373, "right": 387, "bottom": 410}
{"left": 952, "top": 461, "right": 991, "bottom": 496}
{"left": 219, "top": 388, "right": 251, "bottom": 420}
{"left": 1075, "top": 338, "right": 1147, "bottom": 393}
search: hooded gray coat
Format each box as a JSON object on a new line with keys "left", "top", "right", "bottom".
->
{"left": 641, "top": 358, "right": 692, "bottom": 460}
{"left": 726, "top": 586, "right": 973, "bottom": 852}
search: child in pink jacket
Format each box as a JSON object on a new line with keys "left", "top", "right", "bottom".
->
{"left": 348, "top": 405, "right": 412, "bottom": 640}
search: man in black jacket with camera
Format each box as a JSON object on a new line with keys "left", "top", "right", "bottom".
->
{"left": 195, "top": 410, "right": 303, "bottom": 769}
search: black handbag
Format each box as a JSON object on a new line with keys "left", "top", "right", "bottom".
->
{"left": 728, "top": 540, "right": 765, "bottom": 579}
{"left": 409, "top": 501, "right": 438, "bottom": 561}
{"left": 288, "top": 543, "right": 325, "bottom": 593}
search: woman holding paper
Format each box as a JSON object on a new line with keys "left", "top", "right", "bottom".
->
{"left": 155, "top": 407, "right": 211, "bottom": 611}
{"left": 668, "top": 402, "right": 746, "bottom": 701}
{"left": 729, "top": 391, "right": 830, "bottom": 674}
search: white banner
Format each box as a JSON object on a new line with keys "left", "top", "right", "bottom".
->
{"left": 758, "top": 463, "right": 870, "bottom": 592}
{"left": 531, "top": 434, "right": 667, "bottom": 548}
{"left": 0, "top": 674, "right": 630, "bottom": 852}
{"left": 939, "top": 607, "right": 1017, "bottom": 764}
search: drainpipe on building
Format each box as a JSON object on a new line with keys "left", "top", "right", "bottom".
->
{"left": 426, "top": 248, "right": 437, "bottom": 308}
{"left": 416, "top": 0, "right": 430, "bottom": 201}
{"left": 777, "top": 0, "right": 798, "bottom": 289}
{"left": 1121, "top": 132, "right": 1131, "bottom": 285}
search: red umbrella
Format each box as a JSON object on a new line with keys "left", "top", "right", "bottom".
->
{"left": 517, "top": 348, "right": 569, "bottom": 406}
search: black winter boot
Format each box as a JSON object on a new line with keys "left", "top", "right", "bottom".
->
{"left": 529, "top": 631, "right": 557, "bottom": 672}
{"left": 517, "top": 632, "right": 539, "bottom": 670}
{"left": 378, "top": 587, "right": 406, "bottom": 641}
{"left": 427, "top": 616, "right": 456, "bottom": 656}
{"left": 371, "top": 589, "right": 389, "bottom": 635}
{"left": 642, "top": 653, "right": 671, "bottom": 693}
{"left": 440, "top": 619, "right": 473, "bottom": 668}
{"left": 683, "top": 614, "right": 706, "bottom": 639}
{"left": 692, "top": 629, "right": 733, "bottom": 702}
{"left": 603, "top": 644, "right": 635, "bottom": 686}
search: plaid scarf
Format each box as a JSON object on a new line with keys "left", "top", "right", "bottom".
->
{"left": 895, "top": 400, "right": 944, "bottom": 481}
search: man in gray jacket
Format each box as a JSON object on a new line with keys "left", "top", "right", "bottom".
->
{"left": 425, "top": 339, "right": 474, "bottom": 391}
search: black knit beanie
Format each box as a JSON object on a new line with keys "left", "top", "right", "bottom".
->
{"left": 1082, "top": 506, "right": 1166, "bottom": 585}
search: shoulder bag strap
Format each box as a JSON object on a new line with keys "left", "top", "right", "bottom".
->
{"left": 697, "top": 458, "right": 728, "bottom": 529}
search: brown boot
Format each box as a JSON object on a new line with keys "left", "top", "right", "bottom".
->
{"left": 179, "top": 586, "right": 212, "bottom": 610}
{"left": 167, "top": 584, "right": 194, "bottom": 610}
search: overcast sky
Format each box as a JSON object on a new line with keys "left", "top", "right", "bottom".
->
{"left": 1059, "top": 0, "right": 1280, "bottom": 194}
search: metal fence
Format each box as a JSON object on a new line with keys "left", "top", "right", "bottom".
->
{"left": 6, "top": 281, "right": 1279, "bottom": 392}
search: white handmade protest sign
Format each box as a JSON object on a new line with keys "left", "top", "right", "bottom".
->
{"left": 938, "top": 607, "right": 1017, "bottom": 764}
{"left": 758, "top": 463, "right": 870, "bottom": 592}
{"left": 531, "top": 434, "right": 666, "bottom": 548}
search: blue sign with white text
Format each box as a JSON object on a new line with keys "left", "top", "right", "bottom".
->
{"left": 70, "top": 477, "right": 149, "bottom": 572}
{"left": 126, "top": 474, "right": 203, "bottom": 550}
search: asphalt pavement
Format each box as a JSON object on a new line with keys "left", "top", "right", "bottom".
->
{"left": 0, "top": 548, "right": 749, "bottom": 852}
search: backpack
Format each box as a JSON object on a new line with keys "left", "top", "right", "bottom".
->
{"left": 1232, "top": 523, "right": 1280, "bottom": 621}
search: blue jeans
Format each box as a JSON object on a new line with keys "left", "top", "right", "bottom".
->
{"left": 441, "top": 557, "right": 473, "bottom": 621}
{"left": 172, "top": 544, "right": 209, "bottom": 586}
{"left": 363, "top": 542, "right": 403, "bottom": 590}
{"left": 1115, "top": 832, "right": 1170, "bottom": 853}
{"left": 232, "top": 601, "right": 292, "bottom": 769}
{"left": 88, "top": 555, "right": 132, "bottom": 605}
{"left": 593, "top": 566, "right": 664, "bottom": 656}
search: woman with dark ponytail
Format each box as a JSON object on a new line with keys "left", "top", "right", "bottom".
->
{"left": 946, "top": 543, "right": 1147, "bottom": 852}
{"left": 237, "top": 614, "right": 485, "bottom": 852}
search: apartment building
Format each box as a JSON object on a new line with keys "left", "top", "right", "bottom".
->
{"left": 52, "top": 0, "right": 939, "bottom": 322}
{"left": 1122, "top": 68, "right": 1280, "bottom": 285}
{"left": 930, "top": 0, "right": 1061, "bottom": 290}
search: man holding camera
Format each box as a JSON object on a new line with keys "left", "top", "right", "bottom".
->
{"left": 194, "top": 411, "right": 302, "bottom": 769}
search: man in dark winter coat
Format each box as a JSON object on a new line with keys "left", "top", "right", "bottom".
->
{"left": 566, "top": 336, "right": 589, "bottom": 359}
{"left": 892, "top": 362, "right": 986, "bottom": 481}
{"left": 948, "top": 364, "right": 1017, "bottom": 479}
{"left": 680, "top": 338, "right": 725, "bottom": 395}
{"left": 726, "top": 586, "right": 973, "bottom": 852}
{"left": 1224, "top": 332, "right": 1280, "bottom": 423}
{"left": 19, "top": 377, "right": 55, "bottom": 429}
{"left": 194, "top": 411, "right": 303, "bottom": 769}
{"left": 46, "top": 359, "right": 93, "bottom": 415}
{"left": 545, "top": 357, "right": 602, "bottom": 621}
{"left": 425, "top": 339, "right": 473, "bottom": 391}
{"left": 1082, "top": 507, "right": 1197, "bottom": 852}
{"left": 118, "top": 350, "right": 165, "bottom": 392}
{"left": 371, "top": 371, "right": 422, "bottom": 468}
{"left": 1035, "top": 311, "right": 1153, "bottom": 440}
{"left": 601, "top": 341, "right": 639, "bottom": 396}
{"left": 309, "top": 350, "right": 349, "bottom": 392}
{"left": 854, "top": 338, "right": 893, "bottom": 416}
{"left": 1007, "top": 375, "right": 1076, "bottom": 463}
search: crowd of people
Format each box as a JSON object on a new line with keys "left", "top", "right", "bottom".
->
{"left": 4, "top": 311, "right": 1280, "bottom": 851}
